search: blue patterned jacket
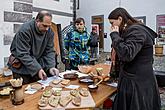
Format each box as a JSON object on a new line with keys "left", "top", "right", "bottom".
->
{"left": 64, "top": 28, "right": 90, "bottom": 64}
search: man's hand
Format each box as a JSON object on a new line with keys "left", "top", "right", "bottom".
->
{"left": 49, "top": 67, "right": 59, "bottom": 76}
{"left": 38, "top": 69, "right": 47, "bottom": 80}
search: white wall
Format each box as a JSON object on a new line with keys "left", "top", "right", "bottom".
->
{"left": 33, "top": 0, "right": 72, "bottom": 14}
{"left": 0, "top": 0, "right": 13, "bottom": 67}
{"left": 33, "top": 0, "right": 73, "bottom": 28}
{"left": 77, "top": 0, "right": 165, "bottom": 52}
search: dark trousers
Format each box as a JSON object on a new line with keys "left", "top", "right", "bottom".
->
{"left": 65, "top": 60, "right": 78, "bottom": 70}
{"left": 91, "top": 47, "right": 98, "bottom": 58}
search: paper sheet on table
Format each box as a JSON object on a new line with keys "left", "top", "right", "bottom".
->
{"left": 25, "top": 88, "right": 37, "bottom": 94}
{"left": 59, "top": 70, "right": 88, "bottom": 78}
{"left": 24, "top": 85, "right": 37, "bottom": 94}
{"left": 37, "top": 76, "right": 62, "bottom": 86}
{"left": 65, "top": 85, "right": 80, "bottom": 89}
{"left": 52, "top": 87, "right": 62, "bottom": 91}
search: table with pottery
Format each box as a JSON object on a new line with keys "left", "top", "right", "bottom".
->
{"left": 0, "top": 64, "right": 117, "bottom": 110}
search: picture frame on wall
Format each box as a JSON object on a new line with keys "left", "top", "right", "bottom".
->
{"left": 92, "top": 24, "right": 99, "bottom": 35}
{"left": 156, "top": 14, "right": 165, "bottom": 38}
{"left": 134, "top": 16, "right": 146, "bottom": 25}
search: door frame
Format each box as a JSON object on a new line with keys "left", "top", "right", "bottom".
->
{"left": 91, "top": 15, "right": 104, "bottom": 49}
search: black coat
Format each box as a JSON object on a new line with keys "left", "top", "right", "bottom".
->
{"left": 90, "top": 32, "right": 100, "bottom": 47}
{"left": 110, "top": 24, "right": 161, "bottom": 110}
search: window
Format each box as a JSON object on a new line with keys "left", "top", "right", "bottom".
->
{"left": 134, "top": 16, "right": 146, "bottom": 25}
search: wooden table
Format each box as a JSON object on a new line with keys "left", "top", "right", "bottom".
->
{"left": 69, "top": 80, "right": 116, "bottom": 107}
{"left": 0, "top": 63, "right": 116, "bottom": 110}
{"left": 0, "top": 75, "right": 12, "bottom": 83}
{"left": 0, "top": 79, "right": 116, "bottom": 110}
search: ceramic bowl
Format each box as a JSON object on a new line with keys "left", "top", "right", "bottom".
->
{"left": 88, "top": 84, "right": 98, "bottom": 92}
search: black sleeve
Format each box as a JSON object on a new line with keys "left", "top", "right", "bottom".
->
{"left": 110, "top": 27, "right": 146, "bottom": 62}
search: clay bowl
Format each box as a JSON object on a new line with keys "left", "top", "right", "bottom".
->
{"left": 78, "top": 76, "right": 94, "bottom": 84}
{"left": 88, "top": 84, "right": 98, "bottom": 92}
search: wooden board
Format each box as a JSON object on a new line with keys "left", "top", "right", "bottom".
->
{"left": 39, "top": 90, "right": 95, "bottom": 110}
{"left": 50, "top": 22, "right": 60, "bottom": 55}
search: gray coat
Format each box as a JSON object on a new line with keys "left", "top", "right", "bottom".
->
{"left": 90, "top": 32, "right": 100, "bottom": 47}
{"left": 9, "top": 19, "right": 55, "bottom": 77}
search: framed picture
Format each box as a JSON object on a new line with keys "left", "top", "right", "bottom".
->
{"left": 134, "top": 16, "right": 146, "bottom": 25}
{"left": 92, "top": 24, "right": 99, "bottom": 35}
{"left": 156, "top": 14, "right": 165, "bottom": 38}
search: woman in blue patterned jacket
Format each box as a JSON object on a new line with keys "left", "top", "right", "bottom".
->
{"left": 64, "top": 18, "right": 91, "bottom": 70}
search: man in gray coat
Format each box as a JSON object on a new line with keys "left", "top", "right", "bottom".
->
{"left": 90, "top": 27, "right": 100, "bottom": 59}
{"left": 8, "top": 11, "right": 59, "bottom": 84}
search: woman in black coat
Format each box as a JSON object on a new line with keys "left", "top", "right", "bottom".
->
{"left": 108, "top": 7, "right": 161, "bottom": 110}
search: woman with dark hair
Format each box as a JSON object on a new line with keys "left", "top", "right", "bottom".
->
{"left": 108, "top": 7, "right": 160, "bottom": 110}
{"left": 64, "top": 17, "right": 90, "bottom": 70}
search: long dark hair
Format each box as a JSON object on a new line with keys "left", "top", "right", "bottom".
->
{"left": 108, "top": 7, "right": 140, "bottom": 33}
